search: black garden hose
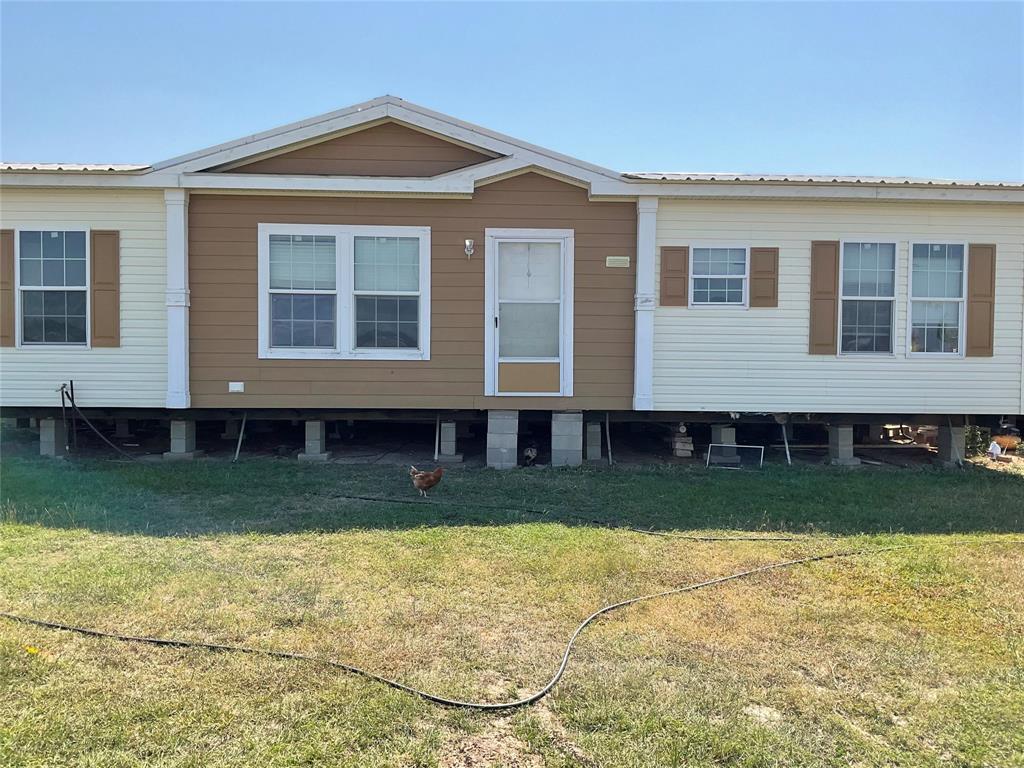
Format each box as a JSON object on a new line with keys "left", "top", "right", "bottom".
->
{"left": 59, "top": 384, "right": 137, "bottom": 461}
{"left": 2, "top": 545, "right": 909, "bottom": 711}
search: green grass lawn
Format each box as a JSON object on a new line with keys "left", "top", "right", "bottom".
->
{"left": 1, "top": 437, "right": 1023, "bottom": 767}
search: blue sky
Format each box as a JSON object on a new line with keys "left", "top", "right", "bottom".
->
{"left": 2, "top": 2, "right": 1021, "bottom": 180}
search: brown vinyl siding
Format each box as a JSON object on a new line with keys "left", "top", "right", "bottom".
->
{"left": 224, "top": 121, "right": 497, "bottom": 177}
{"left": 188, "top": 173, "right": 636, "bottom": 409}
{"left": 498, "top": 362, "right": 561, "bottom": 393}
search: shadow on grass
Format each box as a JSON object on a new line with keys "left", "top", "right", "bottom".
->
{"left": 2, "top": 428, "right": 1022, "bottom": 538}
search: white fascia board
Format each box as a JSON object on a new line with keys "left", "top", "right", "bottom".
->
{"left": 0, "top": 157, "right": 530, "bottom": 195}
{"left": 182, "top": 172, "right": 474, "bottom": 194}
{"left": 181, "top": 154, "right": 533, "bottom": 194}
{"left": 590, "top": 178, "right": 1024, "bottom": 203}
{"left": 4, "top": 168, "right": 1022, "bottom": 204}
{"left": 0, "top": 171, "right": 182, "bottom": 188}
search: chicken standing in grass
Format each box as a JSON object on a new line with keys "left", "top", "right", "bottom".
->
{"left": 409, "top": 466, "right": 444, "bottom": 497}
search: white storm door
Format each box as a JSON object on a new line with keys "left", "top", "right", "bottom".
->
{"left": 484, "top": 229, "right": 574, "bottom": 397}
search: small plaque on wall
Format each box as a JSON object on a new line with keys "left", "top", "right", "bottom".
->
{"left": 605, "top": 256, "right": 630, "bottom": 268}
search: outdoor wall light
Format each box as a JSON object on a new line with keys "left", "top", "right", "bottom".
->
{"left": 464, "top": 239, "right": 475, "bottom": 259}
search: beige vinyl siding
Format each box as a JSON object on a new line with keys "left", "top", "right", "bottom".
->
{"left": 0, "top": 189, "right": 167, "bottom": 407}
{"left": 654, "top": 200, "right": 1024, "bottom": 414}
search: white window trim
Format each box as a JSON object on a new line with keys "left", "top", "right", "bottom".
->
{"left": 687, "top": 244, "right": 751, "bottom": 308}
{"left": 837, "top": 238, "right": 899, "bottom": 357}
{"left": 906, "top": 241, "right": 968, "bottom": 358}
{"left": 484, "top": 228, "right": 574, "bottom": 397}
{"left": 257, "top": 223, "right": 431, "bottom": 361}
{"left": 14, "top": 226, "right": 92, "bottom": 350}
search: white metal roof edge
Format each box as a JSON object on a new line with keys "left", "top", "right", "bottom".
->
{"left": 624, "top": 172, "right": 1024, "bottom": 190}
{"left": 0, "top": 163, "right": 150, "bottom": 172}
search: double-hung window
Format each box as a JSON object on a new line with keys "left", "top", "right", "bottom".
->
{"left": 840, "top": 241, "right": 895, "bottom": 353}
{"left": 691, "top": 247, "right": 747, "bottom": 305}
{"left": 909, "top": 243, "right": 965, "bottom": 355}
{"left": 354, "top": 236, "right": 421, "bottom": 349}
{"left": 258, "top": 224, "right": 430, "bottom": 360}
{"left": 269, "top": 234, "right": 337, "bottom": 349}
{"left": 17, "top": 230, "right": 89, "bottom": 346}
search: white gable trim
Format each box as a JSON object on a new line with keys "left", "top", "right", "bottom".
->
{"left": 151, "top": 99, "right": 390, "bottom": 173}
{"left": 151, "top": 96, "right": 624, "bottom": 188}
{"left": 178, "top": 155, "right": 534, "bottom": 196}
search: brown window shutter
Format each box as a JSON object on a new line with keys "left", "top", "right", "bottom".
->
{"left": 90, "top": 230, "right": 120, "bottom": 347}
{"left": 0, "top": 230, "right": 14, "bottom": 347}
{"left": 966, "top": 244, "right": 996, "bottom": 357}
{"left": 660, "top": 246, "right": 688, "bottom": 306}
{"left": 809, "top": 241, "right": 839, "bottom": 354}
{"left": 749, "top": 247, "right": 779, "bottom": 307}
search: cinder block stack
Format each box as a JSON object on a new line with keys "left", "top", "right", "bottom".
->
{"left": 670, "top": 423, "right": 693, "bottom": 458}
{"left": 551, "top": 411, "right": 583, "bottom": 467}
{"left": 486, "top": 410, "right": 519, "bottom": 469}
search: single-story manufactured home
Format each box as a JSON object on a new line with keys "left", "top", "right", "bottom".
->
{"left": 2, "top": 96, "right": 1022, "bottom": 466}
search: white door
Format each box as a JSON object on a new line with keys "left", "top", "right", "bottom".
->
{"left": 484, "top": 228, "right": 574, "bottom": 396}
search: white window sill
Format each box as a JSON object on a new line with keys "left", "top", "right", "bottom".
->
{"left": 688, "top": 302, "right": 749, "bottom": 309}
{"left": 259, "top": 348, "right": 429, "bottom": 361}
{"left": 14, "top": 344, "right": 92, "bottom": 351}
{"left": 492, "top": 391, "right": 565, "bottom": 397}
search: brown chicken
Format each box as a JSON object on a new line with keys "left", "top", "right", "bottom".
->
{"left": 409, "top": 466, "right": 444, "bottom": 497}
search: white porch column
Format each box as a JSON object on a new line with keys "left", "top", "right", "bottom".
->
{"left": 633, "top": 196, "right": 658, "bottom": 411}
{"left": 165, "top": 189, "right": 191, "bottom": 409}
